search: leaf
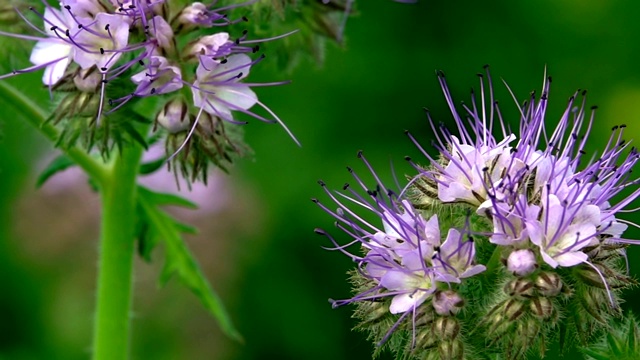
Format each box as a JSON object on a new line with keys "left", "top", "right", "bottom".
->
{"left": 138, "top": 186, "right": 198, "bottom": 209}
{"left": 120, "top": 121, "right": 148, "bottom": 150}
{"left": 139, "top": 156, "right": 167, "bottom": 175}
{"left": 581, "top": 348, "right": 612, "bottom": 360}
{"left": 136, "top": 188, "right": 241, "bottom": 341}
{"left": 36, "top": 154, "right": 76, "bottom": 188}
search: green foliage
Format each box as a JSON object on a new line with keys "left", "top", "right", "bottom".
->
{"left": 135, "top": 186, "right": 242, "bottom": 341}
{"left": 238, "top": 0, "right": 355, "bottom": 70}
{"left": 581, "top": 313, "right": 640, "bottom": 360}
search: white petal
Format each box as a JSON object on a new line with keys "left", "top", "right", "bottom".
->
{"left": 30, "top": 40, "right": 71, "bottom": 66}
{"left": 211, "top": 54, "right": 252, "bottom": 80}
{"left": 389, "top": 291, "right": 429, "bottom": 314}
{"left": 42, "top": 57, "right": 71, "bottom": 85}
{"left": 380, "top": 270, "right": 416, "bottom": 291}
{"left": 43, "top": 8, "right": 68, "bottom": 37}
{"left": 214, "top": 85, "right": 257, "bottom": 112}
{"left": 555, "top": 251, "right": 588, "bottom": 267}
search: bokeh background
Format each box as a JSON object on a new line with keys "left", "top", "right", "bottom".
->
{"left": 2, "top": 0, "right": 640, "bottom": 359}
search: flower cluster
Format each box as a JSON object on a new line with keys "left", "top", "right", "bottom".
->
{"left": 316, "top": 69, "right": 640, "bottom": 359}
{"left": 314, "top": 152, "right": 487, "bottom": 359}
{"left": 415, "top": 72, "right": 636, "bottom": 276}
{"left": 0, "top": 0, "right": 297, "bottom": 181}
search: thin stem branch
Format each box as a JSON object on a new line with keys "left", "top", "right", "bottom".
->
{"left": 0, "top": 81, "right": 108, "bottom": 185}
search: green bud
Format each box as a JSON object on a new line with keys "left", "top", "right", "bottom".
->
{"left": 414, "top": 328, "right": 437, "bottom": 350}
{"left": 438, "top": 339, "right": 464, "bottom": 360}
{"left": 530, "top": 297, "right": 554, "bottom": 320}
{"left": 504, "top": 278, "right": 534, "bottom": 298}
{"left": 504, "top": 298, "right": 526, "bottom": 321}
{"left": 360, "top": 301, "right": 389, "bottom": 325}
{"left": 534, "top": 272, "right": 563, "bottom": 297}
{"left": 580, "top": 287, "right": 610, "bottom": 323}
{"left": 433, "top": 316, "right": 460, "bottom": 340}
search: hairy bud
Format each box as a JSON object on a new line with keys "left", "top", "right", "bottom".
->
{"left": 433, "top": 316, "right": 460, "bottom": 340}
{"left": 504, "top": 278, "right": 534, "bottom": 298}
{"left": 432, "top": 290, "right": 464, "bottom": 316}
{"left": 156, "top": 98, "right": 191, "bottom": 133}
{"left": 534, "top": 272, "right": 563, "bottom": 297}
{"left": 530, "top": 297, "right": 554, "bottom": 319}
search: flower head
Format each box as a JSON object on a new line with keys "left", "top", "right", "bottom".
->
{"left": 0, "top": 0, "right": 298, "bottom": 182}
{"left": 314, "top": 152, "right": 484, "bottom": 351}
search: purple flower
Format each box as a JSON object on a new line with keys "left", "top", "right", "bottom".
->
{"left": 131, "top": 56, "right": 182, "bottom": 96}
{"left": 314, "top": 152, "right": 484, "bottom": 318}
{"left": 191, "top": 54, "right": 258, "bottom": 122}
{"left": 408, "top": 68, "right": 640, "bottom": 288}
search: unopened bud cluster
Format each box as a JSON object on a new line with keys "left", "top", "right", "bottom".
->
{"left": 316, "top": 69, "right": 640, "bottom": 359}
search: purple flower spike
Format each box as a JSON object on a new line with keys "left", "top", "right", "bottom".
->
{"left": 410, "top": 67, "right": 640, "bottom": 281}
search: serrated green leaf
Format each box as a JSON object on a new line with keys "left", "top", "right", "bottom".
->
{"left": 137, "top": 189, "right": 241, "bottom": 341}
{"left": 138, "top": 186, "right": 198, "bottom": 209}
{"left": 139, "top": 156, "right": 167, "bottom": 175}
{"left": 120, "top": 121, "right": 148, "bottom": 150}
{"left": 36, "top": 154, "right": 76, "bottom": 188}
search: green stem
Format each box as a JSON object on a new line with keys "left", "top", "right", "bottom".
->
{"left": 92, "top": 130, "right": 148, "bottom": 360}
{"left": 0, "top": 82, "right": 108, "bottom": 185}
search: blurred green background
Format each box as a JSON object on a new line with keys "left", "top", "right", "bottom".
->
{"left": 2, "top": 0, "right": 640, "bottom": 359}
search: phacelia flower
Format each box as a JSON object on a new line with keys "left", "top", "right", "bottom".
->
{"left": 320, "top": 67, "right": 640, "bottom": 359}
{"left": 0, "top": 0, "right": 297, "bottom": 182}
{"left": 314, "top": 152, "right": 484, "bottom": 357}
{"left": 401, "top": 68, "right": 640, "bottom": 357}
{"left": 191, "top": 54, "right": 257, "bottom": 122}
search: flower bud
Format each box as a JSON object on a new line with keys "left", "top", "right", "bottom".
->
{"left": 433, "top": 316, "right": 460, "bottom": 340}
{"left": 507, "top": 249, "right": 537, "bottom": 276}
{"left": 432, "top": 290, "right": 464, "bottom": 316}
{"left": 504, "top": 298, "right": 525, "bottom": 321}
{"left": 73, "top": 67, "right": 102, "bottom": 92}
{"left": 530, "top": 297, "right": 554, "bottom": 319}
{"left": 574, "top": 263, "right": 620, "bottom": 289}
{"left": 177, "top": 2, "right": 218, "bottom": 30}
{"left": 156, "top": 98, "right": 191, "bottom": 133}
{"left": 438, "top": 339, "right": 464, "bottom": 360}
{"left": 414, "top": 329, "right": 437, "bottom": 350}
{"left": 188, "top": 33, "right": 232, "bottom": 58}
{"left": 504, "top": 278, "right": 534, "bottom": 298}
{"left": 359, "top": 301, "right": 388, "bottom": 324}
{"left": 534, "top": 272, "right": 563, "bottom": 297}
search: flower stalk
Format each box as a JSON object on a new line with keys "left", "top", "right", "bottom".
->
{"left": 93, "top": 121, "right": 150, "bottom": 360}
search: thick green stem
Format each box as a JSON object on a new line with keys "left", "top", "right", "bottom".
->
{"left": 92, "top": 136, "right": 147, "bottom": 360}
